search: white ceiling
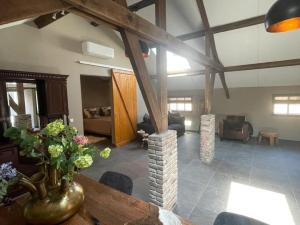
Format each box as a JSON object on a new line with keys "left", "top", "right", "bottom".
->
{"left": 129, "top": 0, "right": 300, "bottom": 90}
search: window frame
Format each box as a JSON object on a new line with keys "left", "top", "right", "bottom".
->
{"left": 168, "top": 97, "right": 193, "bottom": 112}
{"left": 272, "top": 94, "right": 300, "bottom": 116}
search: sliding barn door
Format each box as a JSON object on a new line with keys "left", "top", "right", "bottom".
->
{"left": 112, "top": 70, "right": 137, "bottom": 147}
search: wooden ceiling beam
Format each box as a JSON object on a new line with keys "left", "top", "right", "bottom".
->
{"left": 177, "top": 15, "right": 266, "bottom": 41}
{"left": 128, "top": 0, "right": 155, "bottom": 12}
{"left": 121, "top": 30, "right": 162, "bottom": 133}
{"left": 0, "top": 0, "right": 71, "bottom": 26}
{"left": 33, "top": 0, "right": 152, "bottom": 29}
{"left": 155, "top": 0, "right": 168, "bottom": 132}
{"left": 65, "top": 0, "right": 223, "bottom": 71}
{"left": 34, "top": 11, "right": 69, "bottom": 29}
{"left": 224, "top": 59, "right": 300, "bottom": 72}
{"left": 196, "top": 0, "right": 229, "bottom": 99}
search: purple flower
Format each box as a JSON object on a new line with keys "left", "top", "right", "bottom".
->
{"left": 0, "top": 162, "right": 17, "bottom": 180}
{"left": 73, "top": 135, "right": 89, "bottom": 145}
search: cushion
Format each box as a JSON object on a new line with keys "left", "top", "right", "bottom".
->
{"left": 83, "top": 107, "right": 100, "bottom": 118}
{"left": 101, "top": 106, "right": 111, "bottom": 116}
{"left": 143, "top": 114, "right": 151, "bottom": 123}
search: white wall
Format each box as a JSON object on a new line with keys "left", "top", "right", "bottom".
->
{"left": 213, "top": 86, "right": 300, "bottom": 141}
{"left": 0, "top": 14, "right": 148, "bottom": 133}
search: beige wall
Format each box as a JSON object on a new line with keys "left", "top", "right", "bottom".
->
{"left": 168, "top": 89, "right": 204, "bottom": 131}
{"left": 0, "top": 14, "right": 149, "bottom": 134}
{"left": 80, "top": 76, "right": 111, "bottom": 108}
{"left": 213, "top": 86, "right": 300, "bottom": 141}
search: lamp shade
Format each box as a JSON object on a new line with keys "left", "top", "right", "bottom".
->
{"left": 265, "top": 0, "right": 300, "bottom": 32}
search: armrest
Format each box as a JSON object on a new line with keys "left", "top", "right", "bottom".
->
{"left": 219, "top": 120, "right": 224, "bottom": 137}
{"left": 242, "top": 123, "right": 249, "bottom": 134}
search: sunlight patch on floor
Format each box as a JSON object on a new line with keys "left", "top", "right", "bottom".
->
{"left": 227, "top": 182, "right": 295, "bottom": 225}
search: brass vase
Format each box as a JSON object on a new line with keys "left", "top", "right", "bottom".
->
{"left": 20, "top": 171, "right": 84, "bottom": 225}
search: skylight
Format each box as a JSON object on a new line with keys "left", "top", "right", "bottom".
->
{"left": 227, "top": 182, "right": 295, "bottom": 225}
{"left": 151, "top": 48, "right": 191, "bottom": 73}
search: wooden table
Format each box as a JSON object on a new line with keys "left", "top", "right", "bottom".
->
{"left": 257, "top": 131, "right": 279, "bottom": 146}
{"left": 0, "top": 175, "right": 194, "bottom": 225}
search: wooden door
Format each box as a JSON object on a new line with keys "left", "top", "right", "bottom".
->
{"left": 112, "top": 70, "right": 137, "bottom": 147}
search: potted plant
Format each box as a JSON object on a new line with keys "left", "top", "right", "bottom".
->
{"left": 2, "top": 119, "right": 111, "bottom": 225}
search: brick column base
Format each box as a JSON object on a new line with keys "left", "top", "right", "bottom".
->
{"left": 148, "top": 130, "right": 178, "bottom": 210}
{"left": 200, "top": 114, "right": 215, "bottom": 164}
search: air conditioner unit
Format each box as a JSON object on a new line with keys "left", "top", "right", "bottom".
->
{"left": 82, "top": 41, "right": 114, "bottom": 59}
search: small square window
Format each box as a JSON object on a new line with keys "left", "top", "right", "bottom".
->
{"left": 289, "top": 104, "right": 300, "bottom": 115}
{"left": 274, "top": 104, "right": 288, "bottom": 115}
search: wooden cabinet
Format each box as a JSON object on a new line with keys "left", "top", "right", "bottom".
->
{"left": 0, "top": 70, "right": 69, "bottom": 173}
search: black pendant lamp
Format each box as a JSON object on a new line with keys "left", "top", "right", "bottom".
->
{"left": 265, "top": 0, "right": 300, "bottom": 32}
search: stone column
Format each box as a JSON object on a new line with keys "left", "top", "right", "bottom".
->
{"left": 148, "top": 130, "right": 177, "bottom": 210}
{"left": 200, "top": 114, "right": 215, "bottom": 164}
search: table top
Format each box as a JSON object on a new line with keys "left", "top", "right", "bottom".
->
{"left": 260, "top": 130, "right": 279, "bottom": 137}
{"left": 0, "top": 174, "right": 194, "bottom": 225}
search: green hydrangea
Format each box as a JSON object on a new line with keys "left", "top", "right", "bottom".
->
{"left": 100, "top": 147, "right": 111, "bottom": 159}
{"left": 74, "top": 155, "right": 93, "bottom": 168}
{"left": 45, "top": 120, "right": 65, "bottom": 136}
{"left": 48, "top": 145, "right": 64, "bottom": 158}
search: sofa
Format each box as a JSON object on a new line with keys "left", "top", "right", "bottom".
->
{"left": 137, "top": 113, "right": 185, "bottom": 136}
{"left": 219, "top": 115, "right": 253, "bottom": 143}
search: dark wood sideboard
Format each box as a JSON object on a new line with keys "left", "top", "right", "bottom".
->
{"left": 0, "top": 69, "right": 69, "bottom": 177}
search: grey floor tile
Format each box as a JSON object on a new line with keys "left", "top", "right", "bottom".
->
{"left": 82, "top": 132, "right": 300, "bottom": 225}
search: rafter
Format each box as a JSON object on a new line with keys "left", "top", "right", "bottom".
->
{"left": 225, "top": 59, "right": 300, "bottom": 72}
{"left": 121, "top": 30, "right": 162, "bottom": 133}
{"left": 34, "top": 11, "right": 69, "bottom": 29}
{"left": 64, "top": 0, "right": 222, "bottom": 70}
{"left": 128, "top": 0, "right": 155, "bottom": 12}
{"left": 155, "top": 0, "right": 168, "bottom": 132}
{"left": 0, "top": 0, "right": 71, "bottom": 26}
{"left": 196, "top": 0, "right": 229, "bottom": 99}
{"left": 34, "top": 0, "right": 152, "bottom": 29}
{"left": 177, "top": 15, "right": 266, "bottom": 41}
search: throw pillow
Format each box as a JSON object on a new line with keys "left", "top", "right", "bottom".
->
{"left": 83, "top": 108, "right": 92, "bottom": 118}
{"left": 101, "top": 106, "right": 111, "bottom": 116}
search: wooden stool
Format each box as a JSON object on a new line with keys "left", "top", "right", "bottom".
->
{"left": 257, "top": 131, "right": 279, "bottom": 146}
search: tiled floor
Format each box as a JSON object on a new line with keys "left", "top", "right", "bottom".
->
{"left": 82, "top": 132, "right": 300, "bottom": 225}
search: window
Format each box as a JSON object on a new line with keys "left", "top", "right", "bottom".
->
{"left": 168, "top": 97, "right": 192, "bottom": 112}
{"left": 273, "top": 95, "right": 300, "bottom": 115}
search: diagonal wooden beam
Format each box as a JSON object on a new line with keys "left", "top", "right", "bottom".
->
{"left": 225, "top": 59, "right": 300, "bottom": 72}
{"left": 128, "top": 0, "right": 155, "bottom": 12}
{"left": 219, "top": 72, "right": 229, "bottom": 98}
{"left": 65, "top": 0, "right": 223, "bottom": 70}
{"left": 121, "top": 30, "right": 162, "bottom": 133}
{"left": 0, "top": 0, "right": 71, "bottom": 26}
{"left": 177, "top": 15, "right": 266, "bottom": 41}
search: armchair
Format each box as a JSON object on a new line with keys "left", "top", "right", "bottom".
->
{"left": 219, "top": 115, "right": 251, "bottom": 143}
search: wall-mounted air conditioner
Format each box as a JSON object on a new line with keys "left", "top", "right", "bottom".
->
{"left": 82, "top": 41, "right": 114, "bottom": 59}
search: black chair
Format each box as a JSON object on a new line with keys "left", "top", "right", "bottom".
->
{"left": 99, "top": 171, "right": 133, "bottom": 195}
{"left": 214, "top": 212, "right": 268, "bottom": 225}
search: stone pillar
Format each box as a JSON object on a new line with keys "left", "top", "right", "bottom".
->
{"left": 148, "top": 130, "right": 177, "bottom": 210}
{"left": 200, "top": 114, "right": 215, "bottom": 164}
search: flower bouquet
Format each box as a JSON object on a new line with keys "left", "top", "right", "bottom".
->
{"left": 3, "top": 119, "right": 111, "bottom": 225}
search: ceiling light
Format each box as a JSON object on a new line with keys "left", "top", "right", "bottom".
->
{"left": 265, "top": 0, "right": 300, "bottom": 32}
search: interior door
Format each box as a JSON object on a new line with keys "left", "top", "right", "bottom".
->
{"left": 112, "top": 69, "right": 137, "bottom": 147}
